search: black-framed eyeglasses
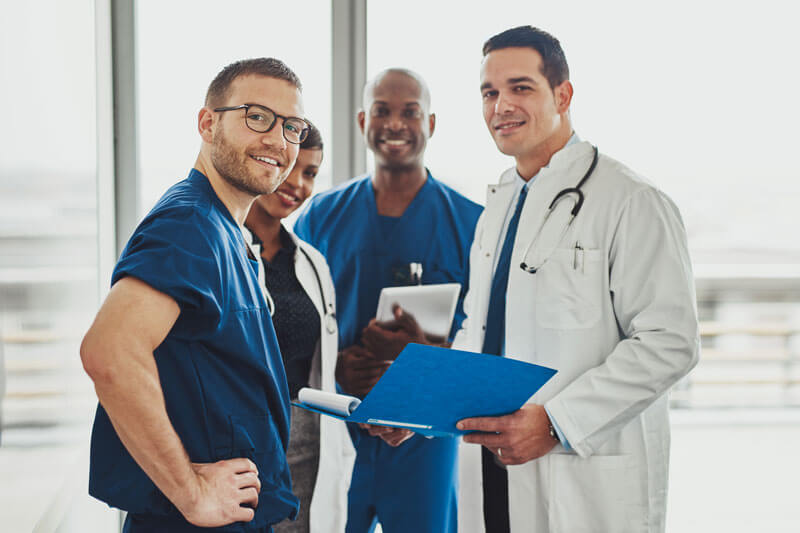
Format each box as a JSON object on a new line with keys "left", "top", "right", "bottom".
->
{"left": 213, "top": 103, "right": 310, "bottom": 144}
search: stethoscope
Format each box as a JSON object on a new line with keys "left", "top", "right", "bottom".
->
{"left": 297, "top": 246, "right": 338, "bottom": 334}
{"left": 246, "top": 231, "right": 337, "bottom": 334}
{"left": 519, "top": 145, "right": 599, "bottom": 274}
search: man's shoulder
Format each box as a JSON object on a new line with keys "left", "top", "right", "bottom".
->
{"left": 129, "top": 176, "right": 232, "bottom": 255}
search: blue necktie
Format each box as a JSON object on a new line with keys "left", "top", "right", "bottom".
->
{"left": 482, "top": 184, "right": 528, "bottom": 356}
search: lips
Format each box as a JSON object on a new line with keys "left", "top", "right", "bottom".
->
{"left": 250, "top": 154, "right": 282, "bottom": 168}
{"left": 274, "top": 188, "right": 301, "bottom": 208}
{"left": 493, "top": 120, "right": 526, "bottom": 132}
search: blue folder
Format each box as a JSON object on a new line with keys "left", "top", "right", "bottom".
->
{"left": 296, "top": 343, "right": 557, "bottom": 438}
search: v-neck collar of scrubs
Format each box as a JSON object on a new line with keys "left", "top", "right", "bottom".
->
{"left": 188, "top": 169, "right": 257, "bottom": 269}
{"left": 366, "top": 169, "right": 435, "bottom": 244}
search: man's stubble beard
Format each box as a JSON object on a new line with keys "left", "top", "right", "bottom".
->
{"left": 210, "top": 128, "right": 286, "bottom": 196}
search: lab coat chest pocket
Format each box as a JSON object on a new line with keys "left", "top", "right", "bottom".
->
{"left": 535, "top": 248, "right": 603, "bottom": 329}
{"left": 548, "top": 454, "right": 647, "bottom": 532}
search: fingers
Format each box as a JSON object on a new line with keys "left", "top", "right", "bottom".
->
{"left": 239, "top": 486, "right": 259, "bottom": 509}
{"left": 462, "top": 431, "right": 505, "bottom": 447}
{"left": 236, "top": 471, "right": 261, "bottom": 492}
{"left": 233, "top": 503, "right": 256, "bottom": 523}
{"left": 365, "top": 424, "right": 394, "bottom": 436}
{"left": 384, "top": 428, "right": 414, "bottom": 447}
{"left": 225, "top": 457, "right": 258, "bottom": 474}
{"left": 457, "top": 415, "right": 509, "bottom": 434}
{"left": 344, "top": 344, "right": 374, "bottom": 358}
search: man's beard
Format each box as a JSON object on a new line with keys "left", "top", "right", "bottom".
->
{"left": 210, "top": 129, "right": 285, "bottom": 196}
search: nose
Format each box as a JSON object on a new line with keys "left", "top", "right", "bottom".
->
{"left": 387, "top": 113, "right": 407, "bottom": 132}
{"left": 284, "top": 166, "right": 302, "bottom": 189}
{"left": 494, "top": 91, "right": 515, "bottom": 115}
{"left": 262, "top": 123, "right": 287, "bottom": 151}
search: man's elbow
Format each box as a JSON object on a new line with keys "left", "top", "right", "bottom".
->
{"left": 80, "top": 330, "right": 116, "bottom": 386}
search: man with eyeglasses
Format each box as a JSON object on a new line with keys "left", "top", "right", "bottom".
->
{"left": 82, "top": 58, "right": 309, "bottom": 532}
{"left": 452, "top": 26, "right": 699, "bottom": 532}
{"left": 295, "top": 69, "right": 482, "bottom": 533}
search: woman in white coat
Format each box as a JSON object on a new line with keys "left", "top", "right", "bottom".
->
{"left": 453, "top": 27, "right": 699, "bottom": 533}
{"left": 244, "top": 125, "right": 355, "bottom": 533}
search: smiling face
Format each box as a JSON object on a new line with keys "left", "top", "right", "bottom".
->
{"left": 358, "top": 70, "right": 435, "bottom": 171}
{"left": 255, "top": 147, "right": 322, "bottom": 220}
{"left": 209, "top": 74, "right": 304, "bottom": 196}
{"left": 480, "top": 47, "right": 572, "bottom": 164}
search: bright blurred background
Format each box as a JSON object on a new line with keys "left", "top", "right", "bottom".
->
{"left": 1, "top": 1, "right": 798, "bottom": 531}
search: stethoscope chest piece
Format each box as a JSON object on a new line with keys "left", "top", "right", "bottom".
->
{"left": 325, "top": 313, "right": 337, "bottom": 334}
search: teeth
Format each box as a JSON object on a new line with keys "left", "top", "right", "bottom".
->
{"left": 497, "top": 122, "right": 523, "bottom": 130}
{"left": 253, "top": 155, "right": 279, "bottom": 165}
{"left": 384, "top": 140, "right": 408, "bottom": 145}
{"left": 277, "top": 191, "right": 296, "bottom": 202}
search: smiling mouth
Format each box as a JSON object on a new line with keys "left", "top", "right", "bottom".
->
{"left": 494, "top": 120, "right": 526, "bottom": 131}
{"left": 275, "top": 190, "right": 298, "bottom": 203}
{"left": 251, "top": 155, "right": 281, "bottom": 167}
{"left": 380, "top": 139, "right": 411, "bottom": 146}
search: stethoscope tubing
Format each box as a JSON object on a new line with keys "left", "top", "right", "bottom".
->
{"left": 297, "top": 246, "right": 338, "bottom": 334}
{"left": 519, "top": 145, "right": 599, "bottom": 273}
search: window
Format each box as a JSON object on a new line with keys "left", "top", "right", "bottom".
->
{"left": 136, "top": 0, "right": 333, "bottom": 217}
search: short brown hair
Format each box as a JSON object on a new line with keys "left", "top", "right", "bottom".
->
{"left": 205, "top": 57, "right": 302, "bottom": 108}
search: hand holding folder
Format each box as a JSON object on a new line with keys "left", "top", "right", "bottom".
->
{"left": 294, "top": 343, "right": 557, "bottom": 438}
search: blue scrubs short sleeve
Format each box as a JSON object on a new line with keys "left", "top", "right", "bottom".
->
{"left": 112, "top": 209, "right": 224, "bottom": 339}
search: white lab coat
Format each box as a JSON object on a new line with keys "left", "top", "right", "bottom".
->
{"left": 452, "top": 141, "right": 699, "bottom": 533}
{"left": 246, "top": 227, "right": 356, "bottom": 533}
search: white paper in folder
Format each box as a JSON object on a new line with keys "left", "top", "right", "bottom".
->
{"left": 375, "top": 283, "right": 461, "bottom": 339}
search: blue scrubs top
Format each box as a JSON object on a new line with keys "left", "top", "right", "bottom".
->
{"left": 294, "top": 172, "right": 482, "bottom": 533}
{"left": 89, "top": 170, "right": 299, "bottom": 532}
{"left": 295, "top": 173, "right": 481, "bottom": 349}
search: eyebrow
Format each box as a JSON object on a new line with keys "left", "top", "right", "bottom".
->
{"left": 372, "top": 101, "right": 422, "bottom": 107}
{"left": 480, "top": 76, "right": 539, "bottom": 92}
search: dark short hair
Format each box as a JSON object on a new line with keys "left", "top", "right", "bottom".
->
{"left": 301, "top": 120, "right": 323, "bottom": 151}
{"left": 205, "top": 57, "right": 302, "bottom": 107}
{"left": 483, "top": 26, "right": 569, "bottom": 89}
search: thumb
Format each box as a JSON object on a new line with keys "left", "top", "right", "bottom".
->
{"left": 393, "top": 305, "right": 421, "bottom": 333}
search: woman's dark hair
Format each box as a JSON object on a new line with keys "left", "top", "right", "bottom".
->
{"left": 300, "top": 120, "right": 323, "bottom": 151}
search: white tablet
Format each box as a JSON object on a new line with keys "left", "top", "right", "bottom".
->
{"left": 375, "top": 283, "right": 461, "bottom": 339}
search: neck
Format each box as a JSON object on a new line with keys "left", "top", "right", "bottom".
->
{"left": 515, "top": 122, "right": 573, "bottom": 181}
{"left": 194, "top": 152, "right": 256, "bottom": 225}
{"left": 243, "top": 202, "right": 283, "bottom": 262}
{"left": 371, "top": 163, "right": 428, "bottom": 217}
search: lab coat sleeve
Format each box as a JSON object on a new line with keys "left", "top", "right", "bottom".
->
{"left": 544, "top": 187, "right": 700, "bottom": 458}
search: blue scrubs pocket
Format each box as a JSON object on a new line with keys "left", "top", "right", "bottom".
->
{"left": 215, "top": 413, "right": 298, "bottom": 526}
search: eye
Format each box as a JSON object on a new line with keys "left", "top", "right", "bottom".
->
{"left": 513, "top": 85, "right": 533, "bottom": 92}
{"left": 403, "top": 108, "right": 421, "bottom": 119}
{"left": 285, "top": 122, "right": 299, "bottom": 133}
{"left": 304, "top": 170, "right": 318, "bottom": 179}
{"left": 373, "top": 107, "right": 390, "bottom": 117}
{"left": 482, "top": 90, "right": 498, "bottom": 100}
{"left": 248, "top": 112, "right": 268, "bottom": 122}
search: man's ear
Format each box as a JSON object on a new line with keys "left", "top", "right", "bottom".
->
{"left": 198, "top": 107, "right": 215, "bottom": 143}
{"left": 428, "top": 112, "right": 436, "bottom": 138}
{"left": 554, "top": 81, "right": 573, "bottom": 114}
{"left": 357, "top": 110, "right": 366, "bottom": 135}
